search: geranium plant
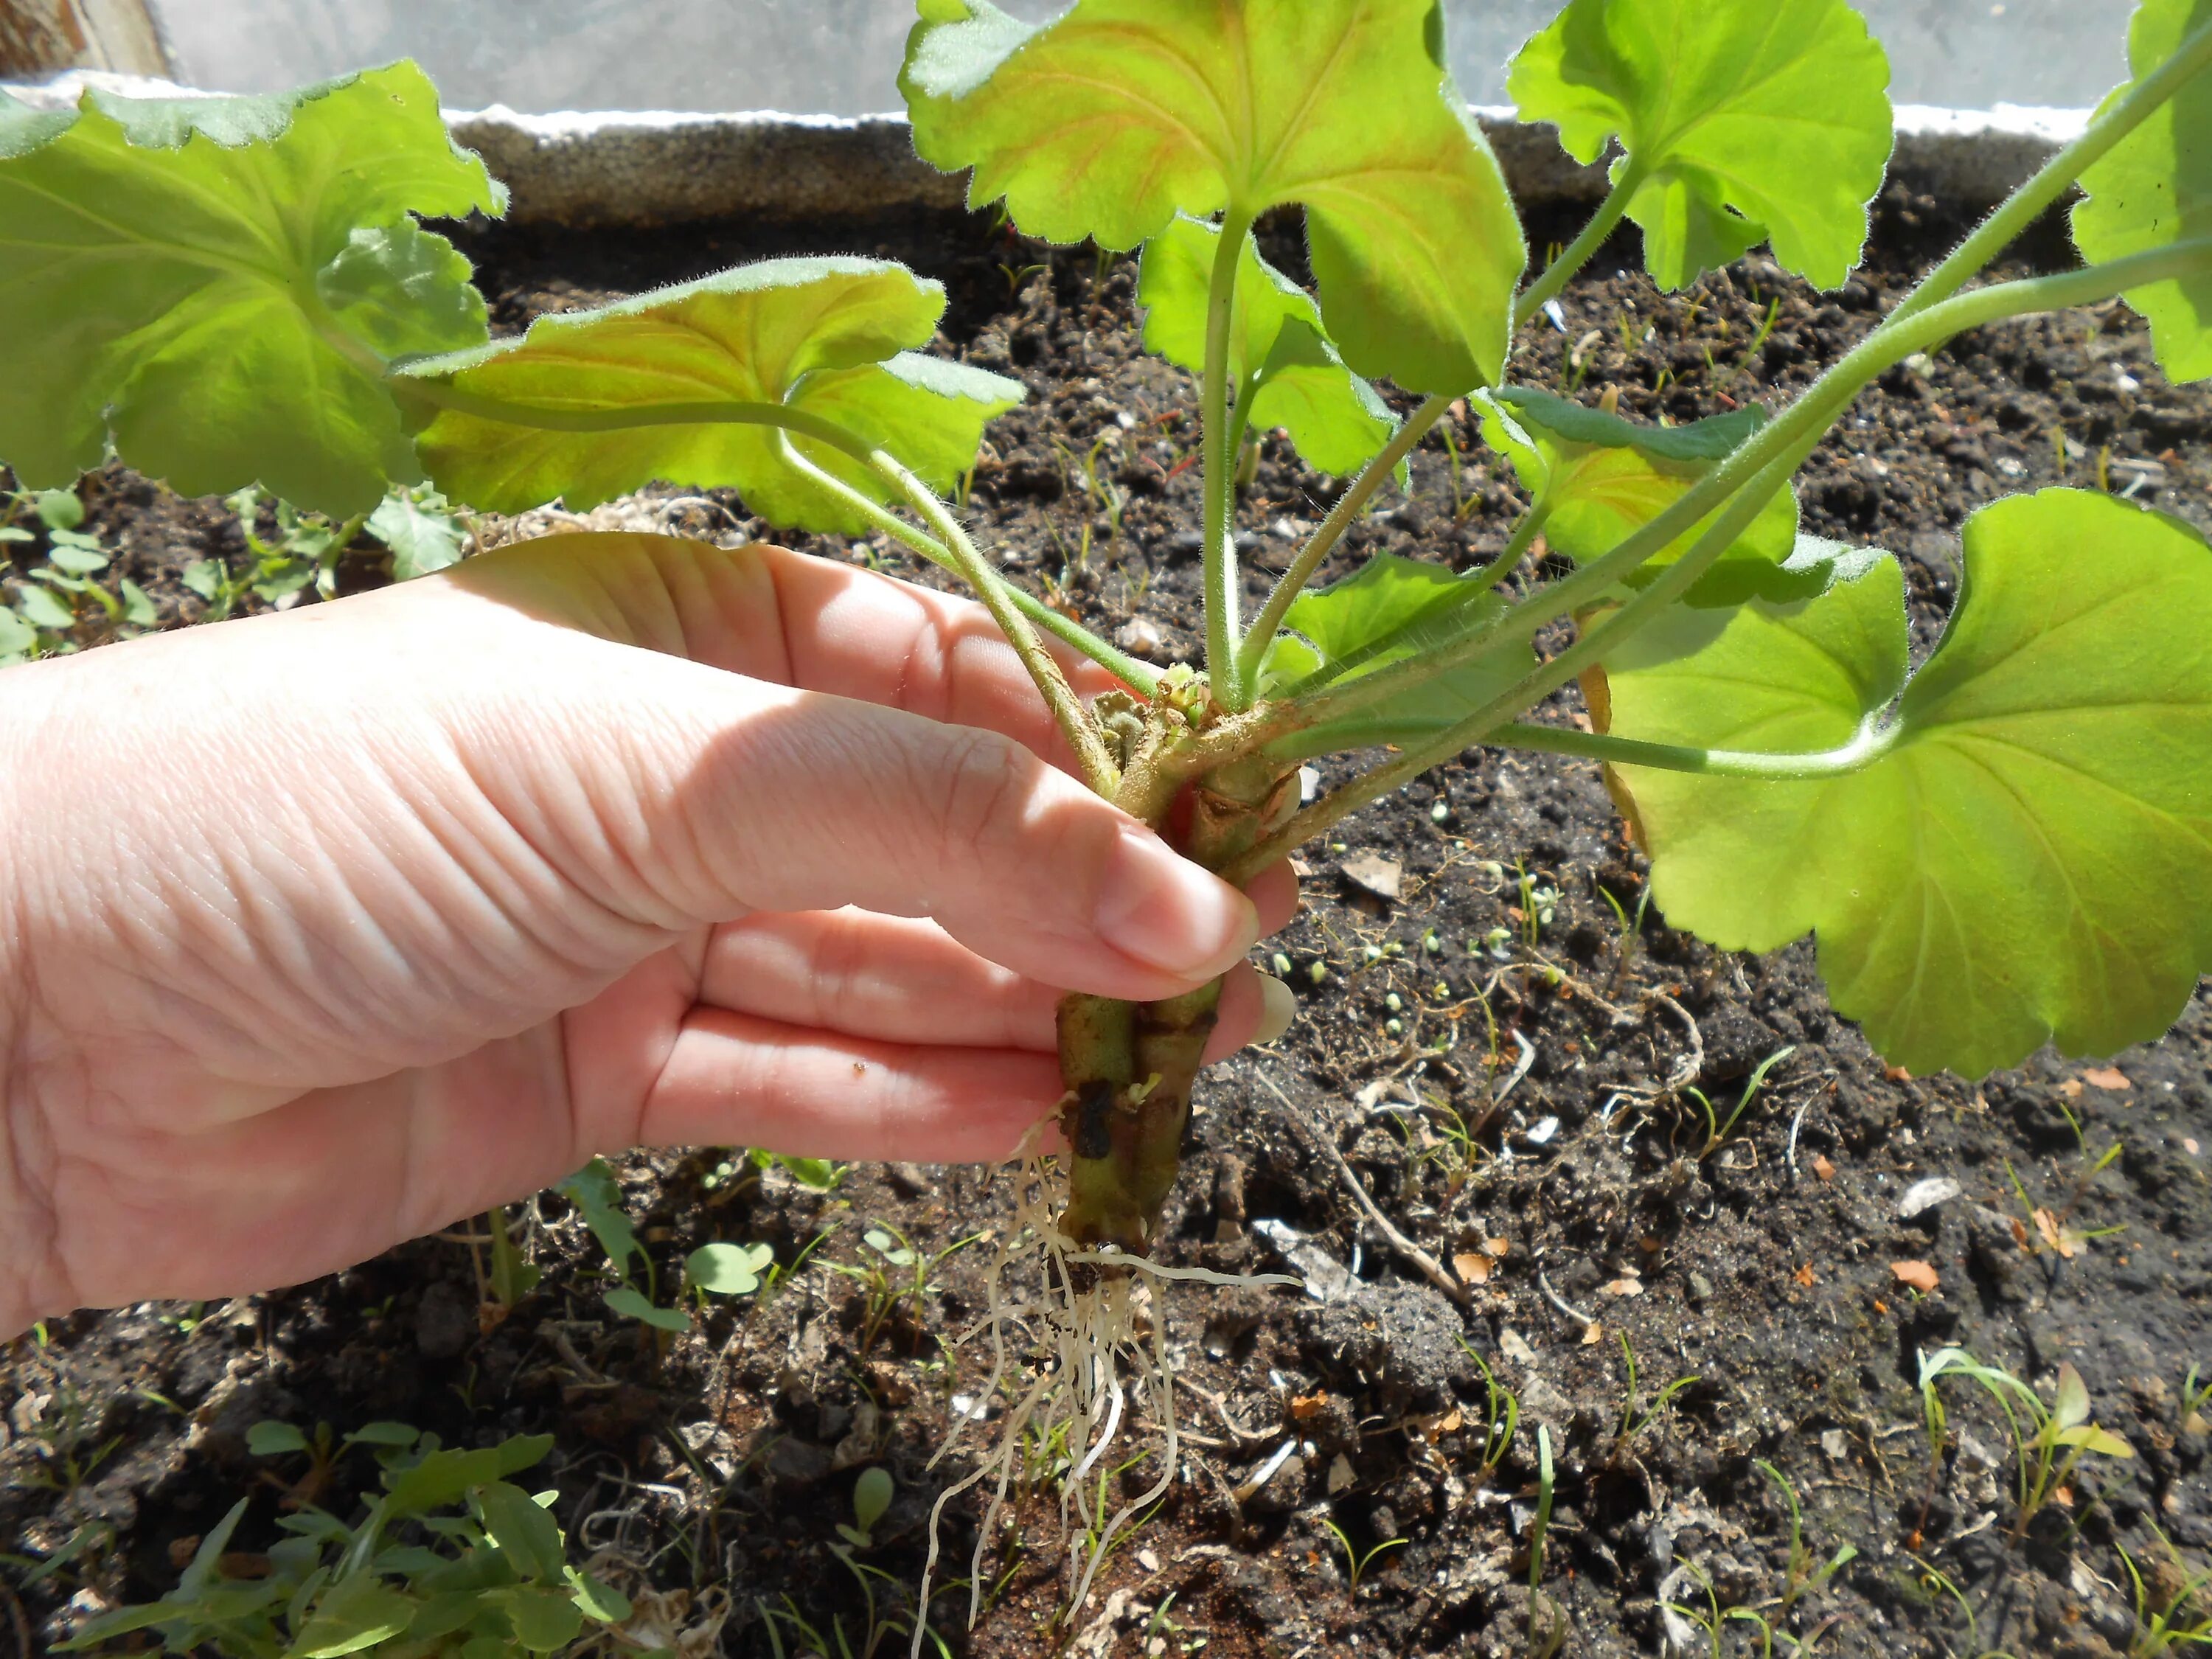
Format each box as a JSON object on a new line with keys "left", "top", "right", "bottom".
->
{"left": 7, "top": 0, "right": 2212, "bottom": 1615}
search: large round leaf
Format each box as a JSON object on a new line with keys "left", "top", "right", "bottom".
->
{"left": 902, "top": 0, "right": 1526, "bottom": 393}
{"left": 1599, "top": 490, "right": 2212, "bottom": 1076}
{"left": 0, "top": 64, "right": 503, "bottom": 517}
{"left": 1508, "top": 0, "right": 1893, "bottom": 291}
{"left": 403, "top": 258, "right": 1023, "bottom": 526}
{"left": 2074, "top": 0, "right": 2212, "bottom": 384}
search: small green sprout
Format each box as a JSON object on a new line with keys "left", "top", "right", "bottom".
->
{"left": 1613, "top": 1332, "right": 1698, "bottom": 1462}
{"left": 1919, "top": 1348, "right": 2134, "bottom": 1539}
{"left": 1682, "top": 1043, "right": 1798, "bottom": 1161}
{"left": 836, "top": 1467, "right": 897, "bottom": 1550}
{"left": 1756, "top": 1459, "right": 1858, "bottom": 1614}
{"left": 2118, "top": 1529, "right": 2212, "bottom": 1658}
{"left": 1456, "top": 1339, "right": 1520, "bottom": 1481}
{"left": 1529, "top": 1424, "right": 1567, "bottom": 1658}
{"left": 1319, "top": 1516, "right": 1407, "bottom": 1595}
{"left": 685, "top": 1240, "right": 776, "bottom": 1304}
{"left": 61, "top": 1426, "right": 628, "bottom": 1659}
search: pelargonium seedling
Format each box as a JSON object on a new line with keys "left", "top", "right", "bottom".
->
{"left": 9, "top": 0, "right": 2212, "bottom": 1628}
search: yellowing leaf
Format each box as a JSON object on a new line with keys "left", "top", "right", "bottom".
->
{"left": 404, "top": 258, "right": 1022, "bottom": 527}
{"left": 902, "top": 0, "right": 1526, "bottom": 392}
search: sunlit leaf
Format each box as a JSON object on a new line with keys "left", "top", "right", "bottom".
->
{"left": 247, "top": 1420, "right": 310, "bottom": 1456}
{"left": 475, "top": 1481, "right": 565, "bottom": 1582}
{"left": 404, "top": 258, "right": 1021, "bottom": 528}
{"left": 2074, "top": 0, "right": 2212, "bottom": 383}
{"left": 1508, "top": 0, "right": 1893, "bottom": 290}
{"left": 1597, "top": 489, "right": 2212, "bottom": 1077}
{"left": 366, "top": 488, "right": 467, "bottom": 580}
{"left": 603, "top": 1286, "right": 690, "bottom": 1331}
{"left": 2053, "top": 1363, "right": 2091, "bottom": 1430}
{"left": 1480, "top": 387, "right": 1803, "bottom": 602}
{"left": 0, "top": 64, "right": 504, "bottom": 516}
{"left": 565, "top": 1568, "right": 633, "bottom": 1624}
{"left": 686, "top": 1241, "right": 774, "bottom": 1296}
{"left": 1138, "top": 215, "right": 1397, "bottom": 475}
{"left": 292, "top": 1573, "right": 417, "bottom": 1658}
{"left": 902, "top": 0, "right": 1526, "bottom": 392}
{"left": 1259, "top": 552, "right": 1535, "bottom": 757}
{"left": 500, "top": 1586, "right": 586, "bottom": 1653}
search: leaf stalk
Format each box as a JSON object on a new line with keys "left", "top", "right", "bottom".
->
{"left": 1203, "top": 208, "right": 1257, "bottom": 706}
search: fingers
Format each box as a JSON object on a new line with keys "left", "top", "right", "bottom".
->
{"left": 423, "top": 532, "right": 1121, "bottom": 771}
{"left": 643, "top": 1008, "right": 1062, "bottom": 1163}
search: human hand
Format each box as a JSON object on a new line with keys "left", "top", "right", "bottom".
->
{"left": 0, "top": 533, "right": 1295, "bottom": 1335}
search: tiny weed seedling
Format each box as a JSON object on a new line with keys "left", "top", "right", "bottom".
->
{"left": 1528, "top": 1424, "right": 1568, "bottom": 1659}
{"left": 1683, "top": 1044, "right": 1798, "bottom": 1161}
{"left": 1919, "top": 1349, "right": 2135, "bottom": 1541}
{"left": 838, "top": 1467, "right": 898, "bottom": 1551}
{"left": 1613, "top": 1332, "right": 1698, "bottom": 1463}
{"left": 2119, "top": 1530, "right": 2212, "bottom": 1657}
{"left": 1757, "top": 1459, "right": 1859, "bottom": 1615}
{"left": 61, "top": 1424, "right": 629, "bottom": 1659}
{"left": 1460, "top": 1339, "right": 1523, "bottom": 1482}
{"left": 557, "top": 1158, "right": 689, "bottom": 1333}
{"left": 12, "top": 0, "right": 2212, "bottom": 1638}
{"left": 1319, "top": 1517, "right": 1408, "bottom": 1596}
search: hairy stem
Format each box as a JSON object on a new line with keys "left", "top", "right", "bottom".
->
{"left": 1203, "top": 209, "right": 1257, "bottom": 706}
{"left": 776, "top": 438, "right": 1161, "bottom": 694}
{"left": 1234, "top": 156, "right": 1656, "bottom": 700}
{"left": 870, "top": 447, "right": 1121, "bottom": 797}
{"left": 1891, "top": 14, "right": 2212, "bottom": 326}
{"left": 1231, "top": 239, "right": 2212, "bottom": 882}
{"left": 1498, "top": 716, "right": 1896, "bottom": 779}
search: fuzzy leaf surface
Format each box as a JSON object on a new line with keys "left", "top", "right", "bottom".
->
{"left": 1508, "top": 0, "right": 1892, "bottom": 290}
{"left": 1481, "top": 387, "right": 1802, "bottom": 601}
{"left": 1260, "top": 552, "right": 1534, "bottom": 757}
{"left": 405, "top": 258, "right": 1021, "bottom": 526}
{"left": 1138, "top": 215, "right": 1397, "bottom": 474}
{"left": 902, "top": 0, "right": 1525, "bottom": 391}
{"left": 2074, "top": 0, "right": 2212, "bottom": 383}
{"left": 1598, "top": 490, "right": 2212, "bottom": 1077}
{"left": 0, "top": 63, "right": 503, "bottom": 516}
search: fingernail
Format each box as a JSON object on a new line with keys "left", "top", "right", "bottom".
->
{"left": 1253, "top": 973, "right": 1295, "bottom": 1044}
{"left": 1096, "top": 827, "right": 1259, "bottom": 978}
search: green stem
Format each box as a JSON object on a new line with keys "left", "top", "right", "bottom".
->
{"left": 868, "top": 447, "right": 1121, "bottom": 798}
{"left": 1891, "top": 15, "right": 2212, "bottom": 326}
{"left": 1203, "top": 208, "right": 1256, "bottom": 707}
{"left": 1498, "top": 716, "right": 1895, "bottom": 779}
{"left": 1275, "top": 498, "right": 1553, "bottom": 703}
{"left": 775, "top": 437, "right": 1159, "bottom": 695}
{"left": 1234, "top": 157, "right": 1652, "bottom": 701}
{"left": 1512, "top": 157, "right": 1649, "bottom": 330}
{"left": 1236, "top": 393, "right": 1447, "bottom": 698}
{"left": 1231, "top": 239, "right": 2212, "bottom": 883}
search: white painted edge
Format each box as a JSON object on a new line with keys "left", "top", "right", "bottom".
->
{"left": 4, "top": 69, "right": 2099, "bottom": 226}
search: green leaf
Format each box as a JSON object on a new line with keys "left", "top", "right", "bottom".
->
{"left": 366, "top": 489, "right": 467, "bottom": 580}
{"left": 475, "top": 1481, "right": 564, "bottom": 1582}
{"left": 404, "top": 258, "right": 1020, "bottom": 526}
{"left": 2053, "top": 1425, "right": 2135, "bottom": 1458}
{"left": 557, "top": 1158, "right": 639, "bottom": 1275}
{"left": 383, "top": 1446, "right": 509, "bottom": 1516}
{"left": 32, "top": 489, "right": 83, "bottom": 532}
{"left": 603, "top": 1286, "right": 690, "bottom": 1331}
{"left": 564, "top": 1568, "right": 632, "bottom": 1625}
{"left": 291, "top": 1573, "right": 417, "bottom": 1658}
{"left": 248, "top": 1419, "right": 311, "bottom": 1456}
{"left": 0, "top": 608, "right": 35, "bottom": 660}
{"left": 1259, "top": 552, "right": 1536, "bottom": 758}
{"left": 1597, "top": 489, "right": 2212, "bottom": 1077}
{"left": 1508, "top": 0, "right": 1893, "bottom": 290}
{"left": 686, "top": 1241, "right": 774, "bottom": 1297}
{"left": 1480, "top": 387, "right": 1802, "bottom": 601}
{"left": 1137, "top": 215, "right": 1397, "bottom": 476}
{"left": 902, "top": 0, "right": 1526, "bottom": 392}
{"left": 492, "top": 1434, "right": 555, "bottom": 1479}
{"left": 344, "top": 1421, "right": 422, "bottom": 1449}
{"left": 0, "top": 64, "right": 504, "bottom": 517}
{"left": 2053, "top": 1362, "right": 2092, "bottom": 1430}
{"left": 500, "top": 1586, "right": 586, "bottom": 1652}
{"left": 852, "top": 1466, "right": 895, "bottom": 1535}
{"left": 15, "top": 585, "right": 75, "bottom": 631}
{"left": 44, "top": 539, "right": 108, "bottom": 576}
{"left": 2074, "top": 0, "right": 2212, "bottom": 383}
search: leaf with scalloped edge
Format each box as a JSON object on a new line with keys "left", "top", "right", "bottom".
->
{"left": 1596, "top": 489, "right": 2212, "bottom": 1077}
{"left": 0, "top": 64, "right": 504, "bottom": 518}
{"left": 1259, "top": 552, "right": 1535, "bottom": 757}
{"left": 403, "top": 258, "right": 1023, "bottom": 527}
{"left": 1508, "top": 0, "right": 1892, "bottom": 291}
{"left": 2074, "top": 0, "right": 2212, "bottom": 383}
{"left": 1481, "top": 387, "right": 1803, "bottom": 602}
{"left": 1138, "top": 215, "right": 1397, "bottom": 476}
{"left": 902, "top": 0, "right": 1525, "bottom": 393}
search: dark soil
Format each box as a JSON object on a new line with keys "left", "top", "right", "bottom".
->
{"left": 8, "top": 183, "right": 2212, "bottom": 1659}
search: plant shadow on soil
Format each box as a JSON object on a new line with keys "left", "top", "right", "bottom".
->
{"left": 7, "top": 187, "right": 2212, "bottom": 1659}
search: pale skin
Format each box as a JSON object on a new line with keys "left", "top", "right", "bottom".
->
{"left": 0, "top": 533, "right": 1297, "bottom": 1339}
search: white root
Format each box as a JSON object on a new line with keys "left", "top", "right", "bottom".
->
{"left": 908, "top": 1138, "right": 1288, "bottom": 1658}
